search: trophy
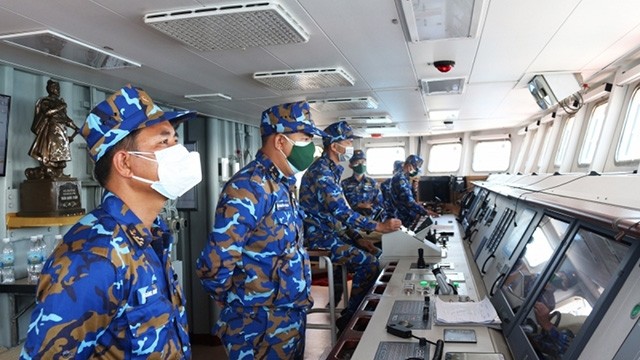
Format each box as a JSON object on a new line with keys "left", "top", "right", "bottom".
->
{"left": 19, "top": 80, "right": 85, "bottom": 217}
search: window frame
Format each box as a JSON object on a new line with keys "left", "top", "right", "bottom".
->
{"left": 577, "top": 100, "right": 608, "bottom": 166}
{"left": 615, "top": 85, "right": 640, "bottom": 164}
{"left": 554, "top": 115, "right": 575, "bottom": 167}
{"left": 471, "top": 139, "right": 512, "bottom": 173}
{"left": 427, "top": 142, "right": 462, "bottom": 173}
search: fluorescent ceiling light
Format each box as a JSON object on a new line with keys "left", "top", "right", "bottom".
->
{"left": 253, "top": 68, "right": 355, "bottom": 90}
{"left": 307, "top": 96, "right": 377, "bottom": 111}
{"left": 352, "top": 123, "right": 399, "bottom": 134}
{"left": 429, "top": 109, "right": 459, "bottom": 120}
{"left": 420, "top": 78, "right": 465, "bottom": 95}
{"left": 400, "top": 0, "right": 480, "bottom": 42}
{"left": 339, "top": 115, "right": 392, "bottom": 125}
{"left": 184, "top": 93, "right": 232, "bottom": 101}
{"left": 0, "top": 30, "right": 140, "bottom": 69}
{"left": 145, "top": 1, "right": 308, "bottom": 51}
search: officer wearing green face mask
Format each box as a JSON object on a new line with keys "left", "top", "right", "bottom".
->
{"left": 341, "top": 150, "right": 387, "bottom": 219}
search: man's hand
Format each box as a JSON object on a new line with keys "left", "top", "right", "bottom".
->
{"left": 533, "top": 302, "right": 553, "bottom": 332}
{"left": 356, "top": 238, "right": 378, "bottom": 254}
{"left": 375, "top": 218, "right": 402, "bottom": 233}
{"left": 427, "top": 209, "right": 440, "bottom": 217}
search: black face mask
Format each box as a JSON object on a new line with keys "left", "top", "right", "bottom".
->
{"left": 353, "top": 164, "right": 366, "bottom": 174}
{"left": 409, "top": 170, "right": 419, "bottom": 177}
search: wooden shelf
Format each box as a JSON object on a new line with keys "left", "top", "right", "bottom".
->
{"left": 6, "top": 213, "right": 83, "bottom": 229}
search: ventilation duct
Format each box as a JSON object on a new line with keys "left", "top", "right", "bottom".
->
{"left": 308, "top": 97, "right": 377, "bottom": 111}
{"left": 144, "top": 1, "right": 309, "bottom": 51}
{"left": 253, "top": 68, "right": 355, "bottom": 90}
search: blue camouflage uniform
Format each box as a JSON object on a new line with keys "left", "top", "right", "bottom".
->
{"left": 390, "top": 155, "right": 427, "bottom": 227}
{"left": 380, "top": 160, "right": 404, "bottom": 219}
{"left": 197, "top": 102, "right": 324, "bottom": 360}
{"left": 299, "top": 121, "right": 379, "bottom": 318}
{"left": 21, "top": 85, "right": 195, "bottom": 359}
{"left": 341, "top": 150, "right": 386, "bottom": 219}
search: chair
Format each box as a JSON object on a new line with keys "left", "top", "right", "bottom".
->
{"left": 306, "top": 249, "right": 349, "bottom": 345}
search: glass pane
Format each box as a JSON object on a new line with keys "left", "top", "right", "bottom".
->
{"left": 428, "top": 143, "right": 461, "bottom": 173}
{"left": 554, "top": 117, "right": 575, "bottom": 167}
{"left": 366, "top": 147, "right": 405, "bottom": 176}
{"left": 521, "top": 228, "right": 629, "bottom": 359}
{"left": 502, "top": 216, "right": 571, "bottom": 314}
{"left": 578, "top": 102, "right": 607, "bottom": 165}
{"left": 472, "top": 140, "right": 511, "bottom": 172}
{"left": 616, "top": 86, "right": 640, "bottom": 162}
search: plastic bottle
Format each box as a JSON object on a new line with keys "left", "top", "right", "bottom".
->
{"left": 1, "top": 237, "right": 15, "bottom": 284}
{"left": 27, "top": 235, "right": 44, "bottom": 284}
{"left": 52, "top": 234, "right": 63, "bottom": 253}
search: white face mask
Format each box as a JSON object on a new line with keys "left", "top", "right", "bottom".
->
{"left": 336, "top": 143, "right": 354, "bottom": 162}
{"left": 129, "top": 144, "right": 202, "bottom": 200}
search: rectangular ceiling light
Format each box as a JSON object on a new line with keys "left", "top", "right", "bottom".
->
{"left": 184, "top": 93, "right": 232, "bottom": 101}
{"left": 0, "top": 30, "right": 140, "bottom": 69}
{"left": 254, "top": 68, "right": 355, "bottom": 90}
{"left": 308, "top": 96, "right": 377, "bottom": 111}
{"left": 420, "top": 78, "right": 465, "bottom": 95}
{"left": 144, "top": 1, "right": 309, "bottom": 51}
{"left": 429, "top": 109, "right": 459, "bottom": 120}
{"left": 400, "top": 0, "right": 480, "bottom": 42}
{"left": 339, "top": 115, "right": 392, "bottom": 125}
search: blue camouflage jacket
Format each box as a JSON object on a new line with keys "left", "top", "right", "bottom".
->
{"left": 21, "top": 192, "right": 190, "bottom": 360}
{"left": 196, "top": 150, "right": 312, "bottom": 310}
{"left": 380, "top": 178, "right": 396, "bottom": 218}
{"left": 300, "top": 153, "right": 377, "bottom": 249}
{"left": 341, "top": 174, "right": 386, "bottom": 219}
{"left": 390, "top": 171, "right": 427, "bottom": 227}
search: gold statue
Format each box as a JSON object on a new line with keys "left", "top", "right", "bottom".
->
{"left": 26, "top": 80, "right": 80, "bottom": 179}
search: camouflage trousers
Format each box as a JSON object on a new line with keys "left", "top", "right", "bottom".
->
{"left": 330, "top": 241, "right": 380, "bottom": 314}
{"left": 216, "top": 306, "right": 307, "bottom": 359}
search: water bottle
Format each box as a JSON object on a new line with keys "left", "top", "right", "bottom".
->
{"left": 52, "top": 234, "right": 63, "bottom": 253}
{"left": 27, "top": 235, "right": 44, "bottom": 284}
{"left": 1, "top": 237, "right": 15, "bottom": 284}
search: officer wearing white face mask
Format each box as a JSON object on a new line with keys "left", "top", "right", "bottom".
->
{"left": 22, "top": 85, "right": 198, "bottom": 359}
{"left": 299, "top": 120, "right": 402, "bottom": 332}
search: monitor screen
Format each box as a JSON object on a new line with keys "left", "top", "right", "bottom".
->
{"left": 0, "top": 94, "right": 10, "bottom": 177}
{"left": 518, "top": 226, "right": 631, "bottom": 359}
{"left": 418, "top": 176, "right": 451, "bottom": 203}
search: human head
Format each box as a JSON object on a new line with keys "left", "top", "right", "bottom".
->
{"left": 349, "top": 149, "right": 366, "bottom": 175}
{"left": 82, "top": 84, "right": 196, "bottom": 186}
{"left": 260, "top": 101, "right": 326, "bottom": 176}
{"left": 392, "top": 160, "right": 404, "bottom": 174}
{"left": 323, "top": 121, "right": 359, "bottom": 163}
{"left": 404, "top": 154, "right": 424, "bottom": 176}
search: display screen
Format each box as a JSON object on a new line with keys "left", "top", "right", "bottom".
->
{"left": 520, "top": 227, "right": 631, "bottom": 359}
{"left": 501, "top": 215, "right": 571, "bottom": 313}
{"left": 0, "top": 94, "right": 10, "bottom": 177}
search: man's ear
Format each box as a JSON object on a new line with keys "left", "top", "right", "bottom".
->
{"left": 112, "top": 151, "right": 134, "bottom": 178}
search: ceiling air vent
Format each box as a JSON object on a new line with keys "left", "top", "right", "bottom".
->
{"left": 184, "top": 93, "right": 232, "bottom": 101}
{"left": 339, "top": 115, "right": 392, "bottom": 125}
{"left": 420, "top": 78, "right": 465, "bottom": 95}
{"left": 308, "top": 97, "right": 377, "bottom": 111}
{"left": 254, "top": 68, "right": 355, "bottom": 90}
{"left": 144, "top": 1, "right": 309, "bottom": 51}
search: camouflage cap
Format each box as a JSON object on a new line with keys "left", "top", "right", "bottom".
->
{"left": 81, "top": 85, "right": 196, "bottom": 162}
{"left": 322, "top": 120, "right": 360, "bottom": 147}
{"left": 405, "top": 154, "right": 424, "bottom": 169}
{"left": 393, "top": 160, "right": 404, "bottom": 173}
{"left": 349, "top": 149, "right": 366, "bottom": 164}
{"left": 260, "top": 101, "right": 326, "bottom": 138}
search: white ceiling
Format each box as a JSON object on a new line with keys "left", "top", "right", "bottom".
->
{"left": 1, "top": 0, "right": 640, "bottom": 136}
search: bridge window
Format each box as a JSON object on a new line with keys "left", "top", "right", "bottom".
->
{"left": 616, "top": 86, "right": 640, "bottom": 163}
{"left": 428, "top": 143, "right": 461, "bottom": 173}
{"left": 554, "top": 116, "right": 575, "bottom": 167}
{"left": 578, "top": 102, "right": 607, "bottom": 166}
{"left": 472, "top": 140, "right": 511, "bottom": 172}
{"left": 365, "top": 147, "right": 405, "bottom": 176}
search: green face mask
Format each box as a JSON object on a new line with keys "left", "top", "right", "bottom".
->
{"left": 353, "top": 164, "right": 366, "bottom": 174}
{"left": 282, "top": 136, "right": 316, "bottom": 173}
